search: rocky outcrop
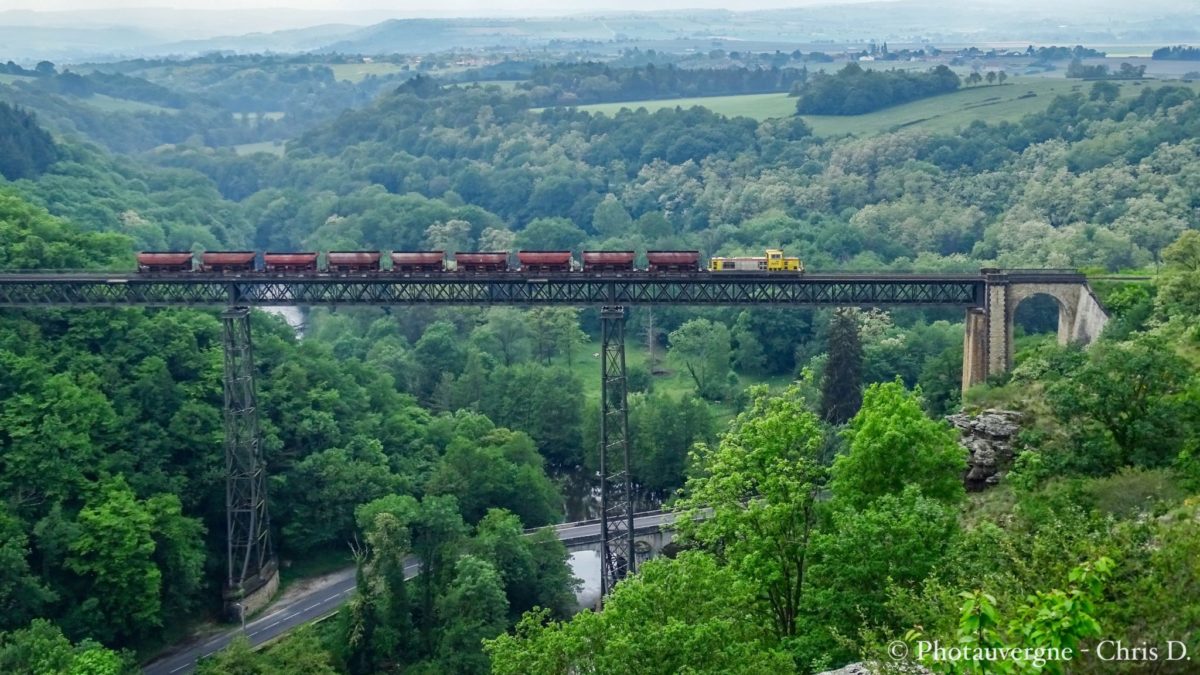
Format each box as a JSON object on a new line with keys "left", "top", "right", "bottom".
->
{"left": 818, "top": 664, "right": 875, "bottom": 675}
{"left": 946, "top": 409, "right": 1024, "bottom": 491}
{"left": 816, "top": 662, "right": 873, "bottom": 672}
{"left": 818, "top": 662, "right": 930, "bottom": 675}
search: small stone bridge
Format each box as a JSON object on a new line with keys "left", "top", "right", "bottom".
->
{"left": 961, "top": 269, "right": 1109, "bottom": 392}
{"left": 554, "top": 510, "right": 678, "bottom": 567}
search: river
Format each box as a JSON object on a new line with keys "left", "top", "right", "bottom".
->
{"left": 261, "top": 306, "right": 306, "bottom": 335}
{"left": 568, "top": 551, "right": 602, "bottom": 611}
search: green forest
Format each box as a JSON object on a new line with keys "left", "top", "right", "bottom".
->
{"left": 518, "top": 63, "right": 809, "bottom": 106}
{"left": 1, "top": 41, "right": 1199, "bottom": 675}
{"left": 793, "top": 63, "right": 962, "bottom": 115}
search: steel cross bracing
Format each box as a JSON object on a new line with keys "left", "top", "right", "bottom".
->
{"left": 0, "top": 273, "right": 992, "bottom": 307}
{"left": 221, "top": 309, "right": 275, "bottom": 602}
{"left": 598, "top": 305, "right": 634, "bottom": 598}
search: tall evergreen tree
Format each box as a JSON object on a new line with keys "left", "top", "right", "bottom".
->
{"left": 820, "top": 308, "right": 863, "bottom": 424}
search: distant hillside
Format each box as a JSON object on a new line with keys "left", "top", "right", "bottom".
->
{"left": 316, "top": 4, "right": 1200, "bottom": 57}
{"left": 0, "top": 25, "right": 163, "bottom": 63}
{"left": 1, "top": 1, "right": 1199, "bottom": 62}
{"left": 318, "top": 18, "right": 617, "bottom": 55}
{"left": 154, "top": 24, "right": 365, "bottom": 57}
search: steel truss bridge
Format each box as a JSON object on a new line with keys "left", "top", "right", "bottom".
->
{"left": 0, "top": 268, "right": 1087, "bottom": 608}
{"left": 0, "top": 271, "right": 993, "bottom": 307}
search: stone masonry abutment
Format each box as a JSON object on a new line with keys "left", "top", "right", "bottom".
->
{"left": 961, "top": 272, "right": 1108, "bottom": 395}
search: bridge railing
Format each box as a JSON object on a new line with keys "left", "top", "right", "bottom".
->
{"left": 984, "top": 268, "right": 1081, "bottom": 274}
{"left": 985, "top": 269, "right": 1089, "bottom": 283}
{"left": 527, "top": 508, "right": 669, "bottom": 535}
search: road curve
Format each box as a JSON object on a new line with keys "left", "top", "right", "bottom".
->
{"left": 142, "top": 511, "right": 673, "bottom": 675}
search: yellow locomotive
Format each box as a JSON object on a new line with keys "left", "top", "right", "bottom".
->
{"left": 708, "top": 248, "right": 804, "bottom": 272}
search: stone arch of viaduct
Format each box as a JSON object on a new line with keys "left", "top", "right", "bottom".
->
{"left": 962, "top": 271, "right": 1109, "bottom": 393}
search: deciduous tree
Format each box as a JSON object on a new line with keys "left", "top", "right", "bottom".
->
{"left": 435, "top": 555, "right": 508, "bottom": 675}
{"left": 831, "top": 380, "right": 966, "bottom": 509}
{"left": 668, "top": 318, "right": 732, "bottom": 400}
{"left": 0, "top": 508, "right": 53, "bottom": 634}
{"left": 485, "top": 552, "right": 791, "bottom": 674}
{"left": 65, "top": 476, "right": 162, "bottom": 645}
{"left": 0, "top": 619, "right": 128, "bottom": 675}
{"left": 426, "top": 428, "right": 560, "bottom": 527}
{"left": 590, "top": 194, "right": 634, "bottom": 237}
{"left": 674, "top": 385, "right": 825, "bottom": 638}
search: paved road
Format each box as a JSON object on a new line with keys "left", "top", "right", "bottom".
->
{"left": 142, "top": 511, "right": 673, "bottom": 675}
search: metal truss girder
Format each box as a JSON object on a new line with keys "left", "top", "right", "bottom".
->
{"left": 599, "top": 305, "right": 634, "bottom": 599}
{"left": 222, "top": 308, "right": 274, "bottom": 595}
{"left": 0, "top": 274, "right": 1002, "bottom": 308}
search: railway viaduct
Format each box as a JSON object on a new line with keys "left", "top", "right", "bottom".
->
{"left": 0, "top": 267, "right": 1107, "bottom": 617}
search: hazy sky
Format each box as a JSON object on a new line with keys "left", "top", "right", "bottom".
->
{"left": 0, "top": 0, "right": 1186, "bottom": 20}
{"left": 1, "top": 0, "right": 880, "bottom": 14}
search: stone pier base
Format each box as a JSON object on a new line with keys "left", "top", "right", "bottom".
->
{"left": 223, "top": 559, "right": 280, "bottom": 622}
{"left": 962, "top": 308, "right": 988, "bottom": 394}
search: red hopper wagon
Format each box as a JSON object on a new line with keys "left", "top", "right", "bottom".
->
{"left": 137, "top": 252, "right": 193, "bottom": 273}
{"left": 455, "top": 252, "right": 509, "bottom": 273}
{"left": 263, "top": 252, "right": 318, "bottom": 273}
{"left": 646, "top": 250, "right": 701, "bottom": 272}
{"left": 391, "top": 251, "right": 446, "bottom": 273}
{"left": 517, "top": 250, "right": 572, "bottom": 272}
{"left": 199, "top": 251, "right": 256, "bottom": 273}
{"left": 326, "top": 251, "right": 382, "bottom": 273}
{"left": 582, "top": 250, "right": 635, "bottom": 272}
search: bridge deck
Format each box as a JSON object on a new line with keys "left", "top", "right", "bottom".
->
{"left": 0, "top": 270, "right": 1087, "bottom": 308}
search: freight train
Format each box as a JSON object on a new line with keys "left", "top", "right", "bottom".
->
{"left": 136, "top": 249, "right": 805, "bottom": 274}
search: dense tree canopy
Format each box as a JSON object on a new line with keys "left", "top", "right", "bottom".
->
{"left": 0, "top": 103, "right": 57, "bottom": 181}
{"left": 794, "top": 63, "right": 960, "bottom": 115}
{"left": 520, "top": 62, "right": 808, "bottom": 106}
{"left": 486, "top": 552, "right": 792, "bottom": 674}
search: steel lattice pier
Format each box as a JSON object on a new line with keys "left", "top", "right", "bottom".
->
{"left": 221, "top": 309, "right": 275, "bottom": 608}
{"left": 599, "top": 306, "right": 634, "bottom": 598}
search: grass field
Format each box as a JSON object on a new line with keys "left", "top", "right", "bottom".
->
{"left": 562, "top": 92, "right": 796, "bottom": 120}
{"left": 473, "top": 79, "right": 524, "bottom": 90}
{"left": 800, "top": 79, "right": 1200, "bottom": 137}
{"left": 81, "top": 94, "right": 177, "bottom": 115}
{"left": 233, "top": 141, "right": 286, "bottom": 156}
{"left": 559, "top": 336, "right": 793, "bottom": 426}
{"left": 232, "top": 111, "right": 286, "bottom": 121}
{"left": 567, "top": 78, "right": 1200, "bottom": 138}
{"left": 329, "top": 62, "right": 409, "bottom": 82}
{"left": 1, "top": 78, "right": 175, "bottom": 114}
{"left": 232, "top": 111, "right": 287, "bottom": 131}
{"left": 801, "top": 79, "right": 1086, "bottom": 136}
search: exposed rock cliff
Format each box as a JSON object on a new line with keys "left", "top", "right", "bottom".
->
{"left": 818, "top": 662, "right": 929, "bottom": 675}
{"left": 818, "top": 664, "right": 875, "bottom": 675}
{"left": 946, "top": 409, "right": 1024, "bottom": 491}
